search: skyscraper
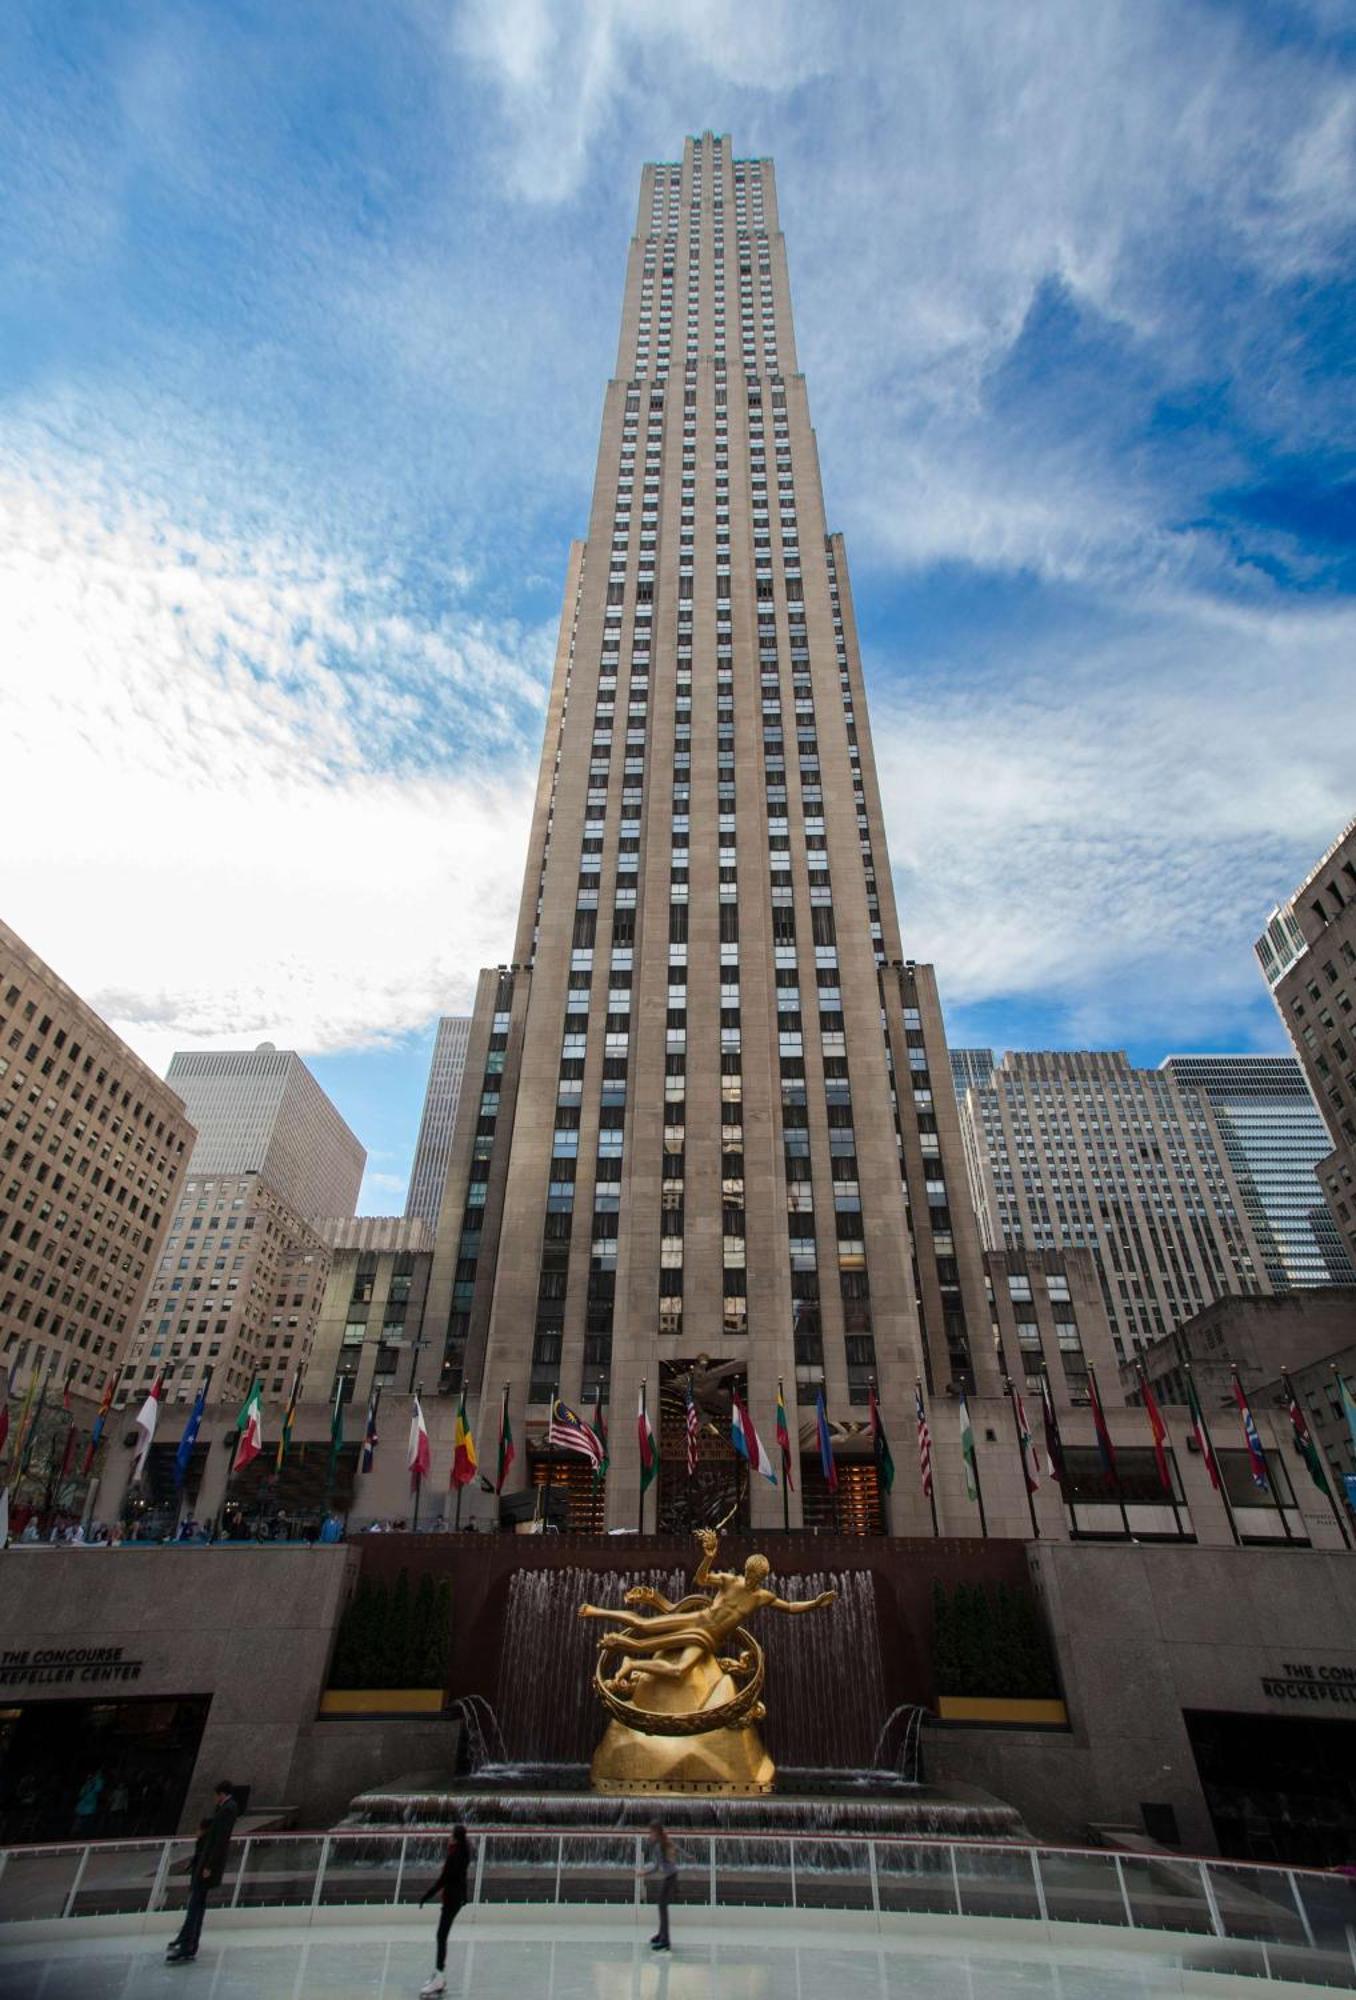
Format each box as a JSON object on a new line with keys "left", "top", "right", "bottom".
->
{"left": 425, "top": 136, "right": 990, "bottom": 1531}
{"left": 406, "top": 1017, "right": 472, "bottom": 1227}
{"left": 166, "top": 1047, "right": 365, "bottom": 1219}
{"left": 955, "top": 1050, "right": 1270, "bottom": 1357}
{"left": 1255, "top": 817, "right": 1356, "bottom": 1277}
{"left": 1159, "top": 1056, "right": 1355, "bottom": 1290}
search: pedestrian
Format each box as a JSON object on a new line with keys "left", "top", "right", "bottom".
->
{"left": 72, "top": 1769, "right": 104, "bottom": 1839}
{"left": 165, "top": 1780, "right": 239, "bottom": 1964}
{"left": 642, "top": 1820, "right": 678, "bottom": 1952}
{"left": 418, "top": 1824, "right": 471, "bottom": 1996}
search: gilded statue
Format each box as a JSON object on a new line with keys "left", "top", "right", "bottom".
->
{"left": 578, "top": 1527, "right": 836, "bottom": 1793}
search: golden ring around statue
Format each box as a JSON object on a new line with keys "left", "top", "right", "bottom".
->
{"left": 592, "top": 1628, "right": 766, "bottom": 1736}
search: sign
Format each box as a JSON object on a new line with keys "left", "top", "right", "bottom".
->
{"left": 1260, "top": 1661, "right": 1356, "bottom": 1707}
{"left": 0, "top": 1645, "right": 146, "bottom": 1690}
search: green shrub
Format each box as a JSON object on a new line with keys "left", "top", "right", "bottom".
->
{"left": 328, "top": 1568, "right": 452, "bottom": 1689}
{"left": 932, "top": 1580, "right": 1059, "bottom": 1699}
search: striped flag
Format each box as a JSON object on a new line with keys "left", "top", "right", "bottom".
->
{"left": 1282, "top": 1371, "right": 1331, "bottom": 1499}
{"left": 1011, "top": 1382, "right": 1039, "bottom": 1494}
{"left": 276, "top": 1367, "right": 303, "bottom": 1471}
{"left": 131, "top": 1374, "right": 165, "bottom": 1482}
{"left": 775, "top": 1381, "right": 794, "bottom": 1491}
{"left": 1039, "top": 1372, "right": 1066, "bottom": 1488}
{"left": 1231, "top": 1372, "right": 1269, "bottom": 1490}
{"left": 914, "top": 1382, "right": 934, "bottom": 1499}
{"left": 1137, "top": 1365, "right": 1173, "bottom": 1493}
{"left": 408, "top": 1394, "right": 431, "bottom": 1493}
{"left": 1087, "top": 1366, "right": 1117, "bottom": 1481}
{"left": 592, "top": 1382, "right": 610, "bottom": 1482}
{"left": 451, "top": 1388, "right": 478, "bottom": 1489}
{"left": 495, "top": 1385, "right": 516, "bottom": 1495}
{"left": 637, "top": 1382, "right": 657, "bottom": 1494}
{"left": 549, "top": 1398, "right": 607, "bottom": 1470}
{"left": 731, "top": 1391, "right": 777, "bottom": 1484}
{"left": 958, "top": 1389, "right": 978, "bottom": 1502}
{"left": 868, "top": 1382, "right": 895, "bottom": 1493}
{"left": 815, "top": 1385, "right": 837, "bottom": 1492}
{"left": 232, "top": 1380, "right": 264, "bottom": 1474}
{"left": 83, "top": 1367, "right": 119, "bottom": 1476}
{"left": 361, "top": 1386, "right": 381, "bottom": 1473}
{"left": 684, "top": 1379, "right": 699, "bottom": 1478}
{"left": 1184, "top": 1371, "right": 1220, "bottom": 1490}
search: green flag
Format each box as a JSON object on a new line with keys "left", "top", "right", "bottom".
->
{"left": 1283, "top": 1373, "right": 1331, "bottom": 1498}
{"left": 327, "top": 1377, "right": 345, "bottom": 1482}
{"left": 958, "top": 1390, "right": 977, "bottom": 1502}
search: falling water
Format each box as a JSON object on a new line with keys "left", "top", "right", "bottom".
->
{"left": 495, "top": 1564, "right": 886, "bottom": 1771}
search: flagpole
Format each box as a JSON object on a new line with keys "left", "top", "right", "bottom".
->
{"left": 1005, "top": 1377, "right": 1040, "bottom": 1539}
{"left": 1292, "top": 1368, "right": 1351, "bottom": 1549}
{"left": 1233, "top": 1363, "right": 1292, "bottom": 1543}
{"left": 637, "top": 1380, "right": 646, "bottom": 1538}
{"left": 1186, "top": 1362, "right": 1239, "bottom": 1547}
{"left": 1087, "top": 1363, "right": 1132, "bottom": 1539}
{"left": 970, "top": 1418, "right": 988, "bottom": 1539}
{"left": 778, "top": 1378, "right": 790, "bottom": 1532}
{"left": 917, "top": 1380, "right": 939, "bottom": 1537}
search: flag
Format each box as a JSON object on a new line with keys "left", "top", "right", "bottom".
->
{"left": 62, "top": 1363, "right": 76, "bottom": 1413}
{"left": 868, "top": 1382, "right": 895, "bottom": 1493}
{"left": 731, "top": 1391, "right": 777, "bottom": 1484}
{"left": 451, "top": 1388, "right": 478, "bottom": 1489}
{"left": 83, "top": 1368, "right": 119, "bottom": 1476}
{"left": 958, "top": 1389, "right": 977, "bottom": 1501}
{"left": 1282, "top": 1372, "right": 1331, "bottom": 1499}
{"left": 276, "top": 1368, "right": 302, "bottom": 1472}
{"left": 637, "top": 1383, "right": 657, "bottom": 1494}
{"left": 1232, "top": 1373, "right": 1269, "bottom": 1490}
{"left": 1087, "top": 1367, "right": 1117, "bottom": 1482}
{"left": 361, "top": 1387, "right": 381, "bottom": 1473}
{"left": 592, "top": 1382, "right": 610, "bottom": 1481}
{"left": 11, "top": 1363, "right": 41, "bottom": 1471}
{"left": 0, "top": 1485, "right": 8, "bottom": 1549}
{"left": 59, "top": 1423, "right": 79, "bottom": 1481}
{"left": 326, "top": 1375, "right": 346, "bottom": 1482}
{"left": 1184, "top": 1371, "right": 1221, "bottom": 1490}
{"left": 815, "top": 1385, "right": 837, "bottom": 1491}
{"left": 408, "top": 1394, "right": 431, "bottom": 1492}
{"left": 496, "top": 1386, "right": 516, "bottom": 1495}
{"left": 174, "top": 1378, "right": 208, "bottom": 1490}
{"left": 1338, "top": 1373, "right": 1356, "bottom": 1462}
{"left": 684, "top": 1379, "right": 699, "bottom": 1478}
{"left": 1011, "top": 1382, "right": 1039, "bottom": 1495}
{"left": 232, "top": 1380, "right": 264, "bottom": 1474}
{"left": 1137, "top": 1367, "right": 1173, "bottom": 1493}
{"left": 131, "top": 1375, "right": 164, "bottom": 1481}
{"left": 549, "top": 1398, "right": 606, "bottom": 1470}
{"left": 1039, "top": 1373, "right": 1066, "bottom": 1488}
{"left": 0, "top": 1359, "right": 17, "bottom": 1460}
{"left": 914, "top": 1382, "right": 934, "bottom": 1499}
{"left": 775, "top": 1381, "right": 794, "bottom": 1491}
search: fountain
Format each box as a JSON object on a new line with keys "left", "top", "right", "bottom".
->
{"left": 341, "top": 1530, "right": 1028, "bottom": 1844}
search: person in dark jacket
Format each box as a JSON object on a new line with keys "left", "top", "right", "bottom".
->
{"left": 418, "top": 1825, "right": 471, "bottom": 1995}
{"left": 642, "top": 1821, "right": 678, "bottom": 1951}
{"left": 166, "top": 1781, "right": 239, "bottom": 1964}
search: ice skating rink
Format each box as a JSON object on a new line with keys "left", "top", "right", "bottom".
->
{"left": 0, "top": 1915, "right": 1334, "bottom": 2000}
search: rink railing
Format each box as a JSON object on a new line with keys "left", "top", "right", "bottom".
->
{"left": 0, "top": 1829, "right": 1353, "bottom": 1986}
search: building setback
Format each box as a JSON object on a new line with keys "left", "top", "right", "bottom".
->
{"left": 1159, "top": 1055, "right": 1354, "bottom": 1291}
{"left": 310, "top": 1215, "right": 433, "bottom": 1407}
{"left": 1256, "top": 817, "right": 1356, "bottom": 1278}
{"left": 955, "top": 1050, "right": 1271, "bottom": 1359}
{"left": 405, "top": 1017, "right": 472, "bottom": 1228}
{"left": 424, "top": 135, "right": 992, "bottom": 1533}
{"left": 0, "top": 919, "right": 195, "bottom": 1401}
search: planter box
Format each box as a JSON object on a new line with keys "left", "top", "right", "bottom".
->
{"left": 319, "top": 1688, "right": 446, "bottom": 1717}
{"left": 935, "top": 1695, "right": 1068, "bottom": 1727}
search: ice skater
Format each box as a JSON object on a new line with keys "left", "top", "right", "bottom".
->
{"left": 418, "top": 1824, "right": 471, "bottom": 1995}
{"left": 642, "top": 1821, "right": 678, "bottom": 1951}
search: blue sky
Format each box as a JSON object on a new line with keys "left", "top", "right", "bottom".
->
{"left": 2, "top": 0, "right": 1354, "bottom": 1212}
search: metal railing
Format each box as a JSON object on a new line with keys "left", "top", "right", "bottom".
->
{"left": 1, "top": 1830, "right": 1352, "bottom": 1986}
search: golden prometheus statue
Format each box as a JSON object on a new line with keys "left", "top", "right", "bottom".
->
{"left": 578, "top": 1526, "right": 836, "bottom": 1793}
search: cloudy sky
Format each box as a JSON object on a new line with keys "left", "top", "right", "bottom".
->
{"left": 3, "top": 0, "right": 1354, "bottom": 1211}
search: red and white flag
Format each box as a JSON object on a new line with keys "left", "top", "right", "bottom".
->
{"left": 232, "top": 1381, "right": 264, "bottom": 1474}
{"left": 407, "top": 1394, "right": 431, "bottom": 1492}
{"left": 132, "top": 1375, "right": 164, "bottom": 1481}
{"left": 914, "top": 1382, "right": 934, "bottom": 1500}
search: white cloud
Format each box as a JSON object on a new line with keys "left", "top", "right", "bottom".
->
{"left": 0, "top": 446, "right": 542, "bottom": 1072}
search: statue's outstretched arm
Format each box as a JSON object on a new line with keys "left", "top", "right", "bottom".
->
{"left": 692, "top": 1528, "right": 736, "bottom": 1591}
{"left": 769, "top": 1589, "right": 837, "bottom": 1614}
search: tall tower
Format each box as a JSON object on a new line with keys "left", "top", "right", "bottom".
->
{"left": 406, "top": 1017, "right": 472, "bottom": 1227}
{"left": 427, "top": 135, "right": 990, "bottom": 1530}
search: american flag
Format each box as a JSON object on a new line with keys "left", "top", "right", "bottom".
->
{"left": 914, "top": 1382, "right": 933, "bottom": 1499}
{"left": 685, "top": 1378, "right": 699, "bottom": 1477}
{"left": 549, "top": 1398, "right": 606, "bottom": 1470}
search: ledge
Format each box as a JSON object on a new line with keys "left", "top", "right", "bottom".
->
{"left": 934, "top": 1697, "right": 1068, "bottom": 1728}
{"left": 317, "top": 1689, "right": 445, "bottom": 1717}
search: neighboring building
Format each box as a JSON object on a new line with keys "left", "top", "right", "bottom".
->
{"left": 405, "top": 1017, "right": 472, "bottom": 1227}
{"left": 166, "top": 1046, "right": 365, "bottom": 1220}
{"left": 984, "top": 1247, "right": 1121, "bottom": 1409}
{"left": 957, "top": 1050, "right": 1271, "bottom": 1360}
{"left": 310, "top": 1215, "right": 433, "bottom": 1406}
{"left": 120, "top": 1173, "right": 331, "bottom": 1408}
{"left": 1127, "top": 1288, "right": 1356, "bottom": 1493}
{"left": 121, "top": 1047, "right": 363, "bottom": 1408}
{"left": 0, "top": 919, "right": 195, "bottom": 1401}
{"left": 1255, "top": 817, "right": 1356, "bottom": 1279}
{"left": 1160, "top": 1056, "right": 1355, "bottom": 1290}
{"left": 425, "top": 135, "right": 992, "bottom": 1534}
{"left": 950, "top": 1047, "right": 997, "bottom": 1098}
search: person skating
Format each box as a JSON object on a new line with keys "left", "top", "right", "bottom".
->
{"left": 642, "top": 1821, "right": 678, "bottom": 1951}
{"left": 166, "top": 1780, "right": 239, "bottom": 1964}
{"left": 418, "top": 1824, "right": 471, "bottom": 1995}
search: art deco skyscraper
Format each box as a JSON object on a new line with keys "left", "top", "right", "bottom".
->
{"left": 426, "top": 135, "right": 991, "bottom": 1530}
